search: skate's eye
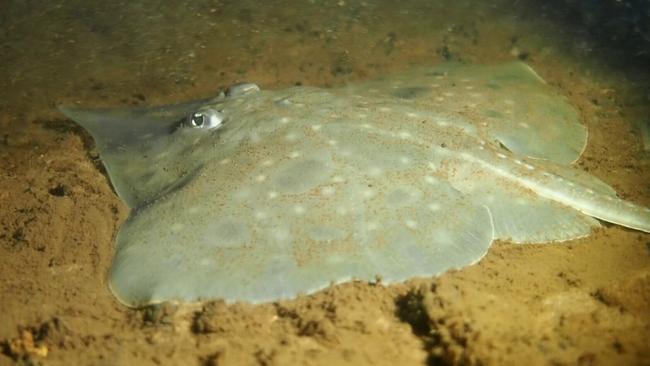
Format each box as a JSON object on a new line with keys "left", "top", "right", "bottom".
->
{"left": 184, "top": 109, "right": 226, "bottom": 130}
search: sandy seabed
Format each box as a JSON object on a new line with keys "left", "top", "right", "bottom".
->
{"left": 1, "top": 1, "right": 649, "bottom": 365}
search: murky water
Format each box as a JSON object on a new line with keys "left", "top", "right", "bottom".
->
{"left": 3, "top": 0, "right": 645, "bottom": 114}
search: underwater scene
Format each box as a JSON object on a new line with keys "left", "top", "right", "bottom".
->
{"left": 1, "top": 0, "right": 649, "bottom": 365}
